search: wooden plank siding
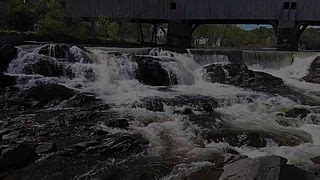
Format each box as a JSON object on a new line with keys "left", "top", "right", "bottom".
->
{"left": 65, "top": 0, "right": 320, "bottom": 25}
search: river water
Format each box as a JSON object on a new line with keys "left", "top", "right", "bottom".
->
{"left": 4, "top": 45, "right": 320, "bottom": 178}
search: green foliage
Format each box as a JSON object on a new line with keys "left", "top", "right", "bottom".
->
{"left": 251, "top": 27, "right": 277, "bottom": 47}
{"left": 35, "top": 0, "right": 68, "bottom": 36}
{"left": 6, "top": 0, "right": 37, "bottom": 31}
{"left": 37, "top": 16, "right": 67, "bottom": 36}
{"left": 70, "top": 20, "right": 90, "bottom": 40}
{"left": 300, "top": 28, "right": 320, "bottom": 50}
{"left": 96, "top": 17, "right": 119, "bottom": 40}
{"left": 193, "top": 25, "right": 276, "bottom": 48}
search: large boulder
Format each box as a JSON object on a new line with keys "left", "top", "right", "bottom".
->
{"left": 21, "top": 53, "right": 66, "bottom": 77}
{"left": 133, "top": 56, "right": 178, "bottom": 86}
{"left": 37, "top": 44, "right": 70, "bottom": 59}
{"left": 220, "top": 156, "right": 308, "bottom": 180}
{"left": 21, "top": 83, "right": 75, "bottom": 108}
{"left": 69, "top": 46, "right": 92, "bottom": 63}
{"left": 0, "top": 45, "right": 17, "bottom": 72}
{"left": 304, "top": 57, "right": 320, "bottom": 84}
{"left": 0, "top": 144, "right": 38, "bottom": 171}
{"left": 204, "top": 63, "right": 289, "bottom": 94}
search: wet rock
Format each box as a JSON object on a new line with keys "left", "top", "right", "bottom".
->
{"left": 22, "top": 83, "right": 75, "bottom": 108}
{"left": 182, "top": 107, "right": 193, "bottom": 115}
{"left": 166, "top": 95, "right": 218, "bottom": 112}
{"left": 0, "top": 144, "right": 38, "bottom": 171}
{"left": 134, "top": 97, "right": 164, "bottom": 112}
{"left": 204, "top": 64, "right": 226, "bottom": 83}
{"left": 304, "top": 57, "right": 320, "bottom": 84}
{"left": 103, "top": 156, "right": 175, "bottom": 180}
{"left": 0, "top": 73, "right": 16, "bottom": 88}
{"left": 279, "top": 164, "right": 309, "bottom": 180}
{"left": 215, "top": 127, "right": 311, "bottom": 148}
{"left": 284, "top": 108, "right": 311, "bottom": 119}
{"left": 220, "top": 156, "right": 308, "bottom": 180}
{"left": 37, "top": 44, "right": 70, "bottom": 59}
{"left": 134, "top": 56, "right": 177, "bottom": 86}
{"left": 188, "top": 112, "right": 224, "bottom": 143}
{"left": 0, "top": 45, "right": 17, "bottom": 72}
{"left": 166, "top": 162, "right": 223, "bottom": 180}
{"left": 228, "top": 131, "right": 268, "bottom": 148}
{"left": 204, "top": 63, "right": 289, "bottom": 94}
{"left": 136, "top": 95, "right": 218, "bottom": 113}
{"left": 74, "top": 133, "right": 149, "bottom": 158}
{"left": 311, "top": 156, "right": 320, "bottom": 164}
{"left": 106, "top": 51, "right": 123, "bottom": 57}
{"left": 105, "top": 118, "right": 129, "bottom": 129}
{"left": 64, "top": 93, "right": 108, "bottom": 110}
{"left": 69, "top": 46, "right": 92, "bottom": 63}
{"left": 36, "top": 143, "right": 56, "bottom": 154}
{"left": 21, "top": 54, "right": 66, "bottom": 77}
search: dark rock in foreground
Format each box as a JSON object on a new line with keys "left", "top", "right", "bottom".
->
{"left": 22, "top": 83, "right": 75, "bottom": 108}
{"left": 105, "top": 118, "right": 130, "bottom": 129}
{"left": 204, "top": 63, "right": 289, "bottom": 94}
{"left": 304, "top": 57, "right": 320, "bottom": 84}
{"left": 283, "top": 108, "right": 311, "bottom": 119}
{"left": 0, "top": 73, "right": 16, "bottom": 89}
{"left": 103, "top": 156, "right": 175, "bottom": 180}
{"left": 0, "top": 144, "right": 38, "bottom": 172}
{"left": 36, "top": 143, "right": 56, "bottom": 154}
{"left": 220, "top": 155, "right": 309, "bottom": 180}
{"left": 0, "top": 83, "right": 150, "bottom": 179}
{"left": 134, "top": 95, "right": 218, "bottom": 112}
{"left": 0, "top": 45, "right": 17, "bottom": 72}
{"left": 311, "top": 156, "right": 320, "bottom": 164}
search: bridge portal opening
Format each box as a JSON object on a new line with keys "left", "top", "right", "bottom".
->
{"left": 192, "top": 24, "right": 276, "bottom": 49}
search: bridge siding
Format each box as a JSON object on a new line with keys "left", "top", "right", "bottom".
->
{"left": 66, "top": 0, "right": 320, "bottom": 24}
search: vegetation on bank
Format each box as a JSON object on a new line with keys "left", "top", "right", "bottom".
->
{"left": 193, "top": 25, "right": 277, "bottom": 48}
{"left": 1, "top": 0, "right": 320, "bottom": 49}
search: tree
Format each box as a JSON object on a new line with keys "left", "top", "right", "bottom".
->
{"left": 36, "top": 0, "right": 67, "bottom": 36}
{"left": 95, "top": 17, "right": 119, "bottom": 40}
{"left": 300, "top": 28, "right": 320, "bottom": 50}
{"left": 6, "top": 0, "right": 36, "bottom": 31}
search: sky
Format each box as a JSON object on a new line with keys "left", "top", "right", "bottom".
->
{"left": 237, "top": 24, "right": 272, "bottom": 31}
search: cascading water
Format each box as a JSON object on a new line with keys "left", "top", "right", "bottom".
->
{"left": 2, "top": 44, "right": 320, "bottom": 179}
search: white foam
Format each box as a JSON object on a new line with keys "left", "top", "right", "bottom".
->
{"left": 8, "top": 45, "right": 320, "bottom": 170}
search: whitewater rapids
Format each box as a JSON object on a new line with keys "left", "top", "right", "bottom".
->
{"left": 5, "top": 45, "right": 320, "bottom": 177}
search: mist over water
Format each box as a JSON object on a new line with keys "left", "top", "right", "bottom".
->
{"left": 5, "top": 44, "right": 320, "bottom": 178}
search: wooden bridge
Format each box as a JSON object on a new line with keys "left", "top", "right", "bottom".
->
{"left": 65, "top": 0, "right": 320, "bottom": 50}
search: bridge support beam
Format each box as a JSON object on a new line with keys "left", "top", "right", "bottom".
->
{"left": 167, "top": 21, "right": 193, "bottom": 48}
{"left": 275, "top": 24, "right": 308, "bottom": 51}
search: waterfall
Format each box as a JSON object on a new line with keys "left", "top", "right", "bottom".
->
{"left": 4, "top": 44, "right": 320, "bottom": 174}
{"left": 243, "top": 50, "right": 295, "bottom": 69}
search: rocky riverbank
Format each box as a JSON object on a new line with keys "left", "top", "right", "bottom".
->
{"left": 1, "top": 44, "right": 320, "bottom": 179}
